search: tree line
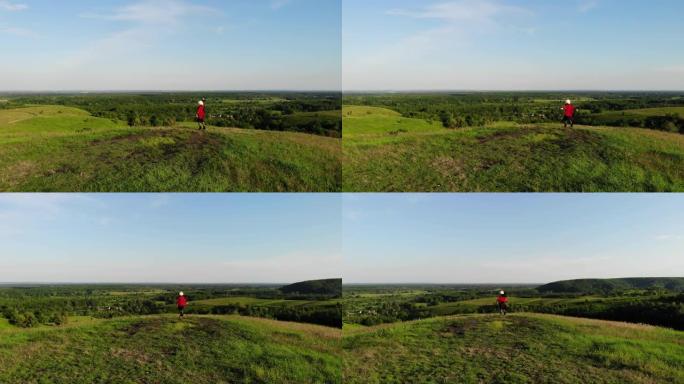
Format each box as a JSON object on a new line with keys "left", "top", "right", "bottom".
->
{"left": 5, "top": 92, "right": 342, "bottom": 137}
{"left": 0, "top": 285, "right": 341, "bottom": 329}
{"left": 345, "top": 289, "right": 683, "bottom": 330}
{"left": 344, "top": 92, "right": 684, "bottom": 134}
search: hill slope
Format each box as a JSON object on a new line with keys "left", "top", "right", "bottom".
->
{"left": 343, "top": 105, "right": 684, "bottom": 192}
{"left": 343, "top": 313, "right": 684, "bottom": 384}
{"left": 0, "top": 106, "right": 341, "bottom": 192}
{"left": 537, "top": 277, "right": 684, "bottom": 294}
{"left": 280, "top": 279, "right": 342, "bottom": 297}
{"left": 0, "top": 315, "right": 340, "bottom": 383}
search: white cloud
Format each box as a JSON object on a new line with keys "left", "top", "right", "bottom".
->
{"left": 0, "top": 194, "right": 100, "bottom": 239}
{"left": 0, "top": 0, "right": 27, "bottom": 11}
{"left": 0, "top": 25, "right": 35, "bottom": 37}
{"left": 343, "top": 210, "right": 364, "bottom": 222}
{"left": 80, "top": 0, "right": 214, "bottom": 26}
{"left": 59, "top": 1, "right": 218, "bottom": 71}
{"left": 270, "top": 0, "right": 293, "bottom": 11}
{"left": 0, "top": 194, "right": 97, "bottom": 215}
{"left": 149, "top": 194, "right": 171, "bottom": 209}
{"left": 344, "top": 0, "right": 534, "bottom": 91}
{"left": 388, "top": 0, "right": 529, "bottom": 24}
{"left": 654, "top": 234, "right": 683, "bottom": 241}
{"left": 578, "top": 0, "right": 599, "bottom": 13}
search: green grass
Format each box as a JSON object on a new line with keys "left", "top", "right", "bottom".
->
{"left": 343, "top": 313, "right": 684, "bottom": 384}
{"left": 0, "top": 314, "right": 341, "bottom": 383}
{"left": 343, "top": 105, "right": 443, "bottom": 139}
{"left": 343, "top": 105, "right": 684, "bottom": 192}
{"left": 0, "top": 318, "right": 11, "bottom": 331}
{"left": 0, "top": 106, "right": 341, "bottom": 192}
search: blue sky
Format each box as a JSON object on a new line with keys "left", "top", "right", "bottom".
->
{"left": 0, "top": 0, "right": 341, "bottom": 90}
{"left": 0, "top": 194, "right": 341, "bottom": 283}
{"left": 344, "top": 194, "right": 684, "bottom": 283}
{"left": 343, "top": 0, "right": 684, "bottom": 90}
{"left": 2, "top": 193, "right": 682, "bottom": 284}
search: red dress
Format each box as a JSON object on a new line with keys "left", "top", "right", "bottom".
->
{"left": 177, "top": 296, "right": 187, "bottom": 309}
{"left": 563, "top": 104, "right": 575, "bottom": 117}
{"left": 197, "top": 105, "right": 206, "bottom": 121}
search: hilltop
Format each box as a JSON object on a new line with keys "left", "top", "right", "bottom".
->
{"left": 343, "top": 313, "right": 684, "bottom": 384}
{"left": 0, "top": 314, "right": 341, "bottom": 384}
{"left": 0, "top": 106, "right": 341, "bottom": 192}
{"left": 343, "top": 105, "right": 684, "bottom": 192}
{"left": 280, "top": 278, "right": 342, "bottom": 298}
{"left": 537, "top": 277, "right": 684, "bottom": 294}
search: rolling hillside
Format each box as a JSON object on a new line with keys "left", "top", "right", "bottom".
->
{"left": 280, "top": 279, "right": 343, "bottom": 297}
{"left": 343, "top": 105, "right": 684, "bottom": 192}
{"left": 0, "top": 106, "right": 341, "bottom": 192}
{"left": 343, "top": 313, "right": 684, "bottom": 384}
{"left": 0, "top": 314, "right": 341, "bottom": 383}
{"left": 537, "top": 277, "right": 684, "bottom": 294}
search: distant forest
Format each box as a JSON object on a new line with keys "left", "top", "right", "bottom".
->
{"left": 3, "top": 92, "right": 342, "bottom": 137}
{"left": 344, "top": 92, "right": 684, "bottom": 134}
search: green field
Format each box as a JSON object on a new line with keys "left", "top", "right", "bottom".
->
{"left": 0, "top": 106, "right": 341, "bottom": 192}
{"left": 596, "top": 106, "right": 684, "bottom": 118}
{"left": 0, "top": 314, "right": 341, "bottom": 383}
{"left": 343, "top": 313, "right": 684, "bottom": 384}
{"left": 193, "top": 296, "right": 339, "bottom": 309}
{"left": 343, "top": 105, "right": 684, "bottom": 192}
{"left": 428, "top": 296, "right": 617, "bottom": 316}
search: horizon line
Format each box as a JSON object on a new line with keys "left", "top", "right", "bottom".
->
{"left": 0, "top": 89, "right": 342, "bottom": 94}
{"left": 343, "top": 276, "right": 684, "bottom": 285}
{"left": 342, "top": 89, "right": 684, "bottom": 93}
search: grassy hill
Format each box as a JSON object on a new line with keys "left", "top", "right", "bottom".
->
{"left": 280, "top": 279, "right": 342, "bottom": 297}
{"left": 343, "top": 105, "right": 684, "bottom": 192}
{"left": 343, "top": 313, "right": 684, "bottom": 384}
{"left": 0, "top": 106, "right": 341, "bottom": 192}
{"left": 537, "top": 277, "right": 684, "bottom": 294}
{"left": 0, "top": 314, "right": 340, "bottom": 383}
